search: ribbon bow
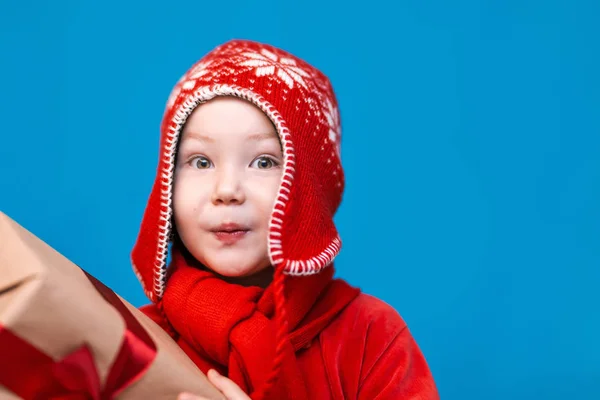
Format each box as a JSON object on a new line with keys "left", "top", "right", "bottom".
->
{"left": 0, "top": 271, "right": 157, "bottom": 400}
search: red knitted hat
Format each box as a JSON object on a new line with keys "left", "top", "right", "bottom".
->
{"left": 131, "top": 39, "right": 344, "bottom": 303}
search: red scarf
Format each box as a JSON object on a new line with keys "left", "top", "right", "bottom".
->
{"left": 156, "top": 244, "right": 360, "bottom": 399}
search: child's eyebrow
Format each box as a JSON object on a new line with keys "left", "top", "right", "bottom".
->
{"left": 180, "top": 131, "right": 279, "bottom": 144}
{"left": 247, "top": 132, "right": 278, "bottom": 142}
{"left": 181, "top": 131, "right": 215, "bottom": 143}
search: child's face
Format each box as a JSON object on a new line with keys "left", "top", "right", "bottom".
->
{"left": 173, "top": 97, "right": 283, "bottom": 280}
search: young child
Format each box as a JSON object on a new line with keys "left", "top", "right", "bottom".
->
{"left": 132, "top": 39, "right": 440, "bottom": 400}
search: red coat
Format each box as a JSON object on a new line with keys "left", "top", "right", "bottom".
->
{"left": 296, "top": 293, "right": 438, "bottom": 399}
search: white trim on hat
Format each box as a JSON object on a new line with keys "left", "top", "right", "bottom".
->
{"left": 150, "top": 84, "right": 340, "bottom": 300}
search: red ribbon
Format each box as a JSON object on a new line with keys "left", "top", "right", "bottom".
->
{"left": 0, "top": 270, "right": 157, "bottom": 399}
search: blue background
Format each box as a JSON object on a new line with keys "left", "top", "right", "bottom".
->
{"left": 1, "top": 0, "right": 598, "bottom": 398}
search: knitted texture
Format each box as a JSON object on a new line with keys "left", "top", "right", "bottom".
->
{"left": 158, "top": 242, "right": 359, "bottom": 399}
{"left": 131, "top": 39, "right": 344, "bottom": 303}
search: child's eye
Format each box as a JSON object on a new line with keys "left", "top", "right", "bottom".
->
{"left": 189, "top": 156, "right": 213, "bottom": 169}
{"left": 251, "top": 156, "right": 279, "bottom": 169}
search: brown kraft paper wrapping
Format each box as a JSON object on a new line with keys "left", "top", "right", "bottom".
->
{"left": 0, "top": 211, "right": 225, "bottom": 400}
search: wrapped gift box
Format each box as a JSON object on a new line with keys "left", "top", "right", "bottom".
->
{"left": 0, "top": 212, "right": 224, "bottom": 400}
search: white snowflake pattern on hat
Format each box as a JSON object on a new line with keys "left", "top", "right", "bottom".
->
{"left": 238, "top": 49, "right": 311, "bottom": 90}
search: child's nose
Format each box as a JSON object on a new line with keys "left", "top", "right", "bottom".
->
{"left": 211, "top": 170, "right": 246, "bottom": 206}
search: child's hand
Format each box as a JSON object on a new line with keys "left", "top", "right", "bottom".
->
{"left": 177, "top": 369, "right": 251, "bottom": 400}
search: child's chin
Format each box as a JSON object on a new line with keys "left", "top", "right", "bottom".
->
{"left": 204, "top": 258, "right": 260, "bottom": 278}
